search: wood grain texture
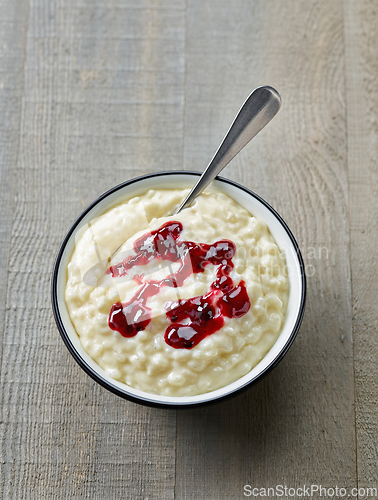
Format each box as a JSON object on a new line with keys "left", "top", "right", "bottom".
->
{"left": 0, "top": 0, "right": 29, "bottom": 354}
{"left": 345, "top": 0, "right": 378, "bottom": 488}
{"left": 1, "top": 0, "right": 378, "bottom": 498}
{"left": 0, "top": 0, "right": 30, "bottom": 492}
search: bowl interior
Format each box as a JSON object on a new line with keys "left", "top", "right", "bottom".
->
{"left": 53, "top": 172, "right": 305, "bottom": 407}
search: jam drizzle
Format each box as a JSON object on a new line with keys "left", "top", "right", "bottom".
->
{"left": 108, "top": 221, "right": 250, "bottom": 349}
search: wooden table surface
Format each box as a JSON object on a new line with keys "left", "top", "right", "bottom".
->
{"left": 1, "top": 0, "right": 377, "bottom": 498}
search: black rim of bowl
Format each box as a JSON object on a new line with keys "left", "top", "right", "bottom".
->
{"left": 51, "top": 171, "right": 307, "bottom": 409}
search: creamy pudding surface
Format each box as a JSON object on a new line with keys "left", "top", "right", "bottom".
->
{"left": 65, "top": 188, "right": 289, "bottom": 396}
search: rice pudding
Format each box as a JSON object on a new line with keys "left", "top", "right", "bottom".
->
{"left": 64, "top": 188, "right": 289, "bottom": 396}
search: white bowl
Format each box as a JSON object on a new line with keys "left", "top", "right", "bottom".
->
{"left": 51, "top": 172, "right": 306, "bottom": 408}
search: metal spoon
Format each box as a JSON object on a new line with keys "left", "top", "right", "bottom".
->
{"left": 174, "top": 85, "right": 281, "bottom": 215}
{"left": 83, "top": 86, "right": 280, "bottom": 286}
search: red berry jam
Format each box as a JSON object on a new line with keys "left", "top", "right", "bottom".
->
{"left": 108, "top": 221, "right": 250, "bottom": 348}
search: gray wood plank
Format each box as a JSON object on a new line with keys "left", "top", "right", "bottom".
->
{"left": 345, "top": 0, "right": 378, "bottom": 489}
{"left": 0, "top": 0, "right": 29, "bottom": 490}
{"left": 0, "top": 0, "right": 28, "bottom": 341}
{"left": 176, "top": 1, "right": 356, "bottom": 497}
{"left": 0, "top": 1, "right": 186, "bottom": 498}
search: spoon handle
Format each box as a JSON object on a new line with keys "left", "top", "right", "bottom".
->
{"left": 174, "top": 86, "right": 281, "bottom": 214}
